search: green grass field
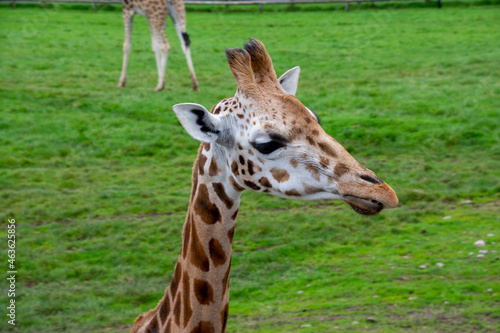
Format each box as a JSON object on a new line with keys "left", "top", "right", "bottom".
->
{"left": 1, "top": 2, "right": 499, "bottom": 332}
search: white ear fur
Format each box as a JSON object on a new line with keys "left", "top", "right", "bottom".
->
{"left": 278, "top": 66, "right": 300, "bottom": 96}
{"left": 172, "top": 103, "right": 222, "bottom": 143}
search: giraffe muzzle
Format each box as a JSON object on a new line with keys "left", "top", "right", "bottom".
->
{"left": 344, "top": 196, "right": 385, "bottom": 216}
{"left": 338, "top": 178, "right": 398, "bottom": 215}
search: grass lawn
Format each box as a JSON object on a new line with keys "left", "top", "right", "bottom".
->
{"left": 0, "top": 2, "right": 499, "bottom": 332}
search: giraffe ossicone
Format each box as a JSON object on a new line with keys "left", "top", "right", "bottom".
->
{"left": 118, "top": 0, "right": 198, "bottom": 92}
{"left": 130, "top": 38, "right": 398, "bottom": 333}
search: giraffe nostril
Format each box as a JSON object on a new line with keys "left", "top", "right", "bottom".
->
{"left": 359, "top": 174, "right": 383, "bottom": 185}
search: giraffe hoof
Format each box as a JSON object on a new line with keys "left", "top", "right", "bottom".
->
{"left": 192, "top": 78, "right": 199, "bottom": 92}
{"left": 154, "top": 82, "right": 165, "bottom": 92}
{"left": 118, "top": 81, "right": 126, "bottom": 88}
{"left": 192, "top": 81, "right": 199, "bottom": 92}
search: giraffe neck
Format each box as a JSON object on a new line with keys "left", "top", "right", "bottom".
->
{"left": 131, "top": 143, "right": 243, "bottom": 333}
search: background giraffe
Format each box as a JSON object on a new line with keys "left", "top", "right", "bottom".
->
{"left": 118, "top": 0, "right": 198, "bottom": 91}
{"left": 130, "top": 39, "right": 398, "bottom": 333}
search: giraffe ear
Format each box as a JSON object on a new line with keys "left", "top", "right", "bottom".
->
{"left": 278, "top": 66, "right": 300, "bottom": 96}
{"left": 173, "top": 103, "right": 222, "bottom": 143}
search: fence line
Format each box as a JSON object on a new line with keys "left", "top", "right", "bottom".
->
{"left": 0, "top": 0, "right": 443, "bottom": 11}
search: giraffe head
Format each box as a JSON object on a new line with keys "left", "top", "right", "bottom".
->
{"left": 174, "top": 39, "right": 398, "bottom": 215}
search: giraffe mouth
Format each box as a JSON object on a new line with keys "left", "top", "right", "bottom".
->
{"left": 343, "top": 196, "right": 384, "bottom": 216}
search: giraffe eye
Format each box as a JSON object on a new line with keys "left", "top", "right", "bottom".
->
{"left": 251, "top": 140, "right": 286, "bottom": 155}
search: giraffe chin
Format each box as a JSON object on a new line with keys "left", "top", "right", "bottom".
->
{"left": 344, "top": 196, "right": 384, "bottom": 216}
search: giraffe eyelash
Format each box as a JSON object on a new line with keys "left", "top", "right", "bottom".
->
{"left": 251, "top": 140, "right": 286, "bottom": 155}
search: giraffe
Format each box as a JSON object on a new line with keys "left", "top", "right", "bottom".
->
{"left": 130, "top": 38, "right": 398, "bottom": 333}
{"left": 118, "top": 0, "right": 198, "bottom": 92}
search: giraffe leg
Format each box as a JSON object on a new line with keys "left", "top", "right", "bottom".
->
{"left": 168, "top": 0, "right": 199, "bottom": 91}
{"left": 148, "top": 17, "right": 170, "bottom": 92}
{"left": 178, "top": 32, "right": 198, "bottom": 92}
{"left": 151, "top": 36, "right": 161, "bottom": 78}
{"left": 118, "top": 8, "right": 134, "bottom": 88}
{"left": 153, "top": 31, "right": 170, "bottom": 92}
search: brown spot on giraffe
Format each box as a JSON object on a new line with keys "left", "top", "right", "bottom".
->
{"left": 146, "top": 316, "right": 159, "bottom": 333}
{"left": 285, "top": 189, "right": 301, "bottom": 196}
{"left": 229, "top": 176, "right": 244, "bottom": 192}
{"left": 305, "top": 164, "right": 321, "bottom": 182}
{"left": 194, "top": 184, "right": 221, "bottom": 225}
{"left": 228, "top": 224, "right": 236, "bottom": 242}
{"left": 258, "top": 177, "right": 272, "bottom": 187}
{"left": 173, "top": 292, "right": 181, "bottom": 327}
{"left": 247, "top": 159, "right": 257, "bottom": 175}
{"left": 170, "top": 264, "right": 182, "bottom": 296}
{"left": 182, "top": 271, "right": 193, "bottom": 328}
{"left": 290, "top": 158, "right": 298, "bottom": 168}
{"left": 209, "top": 238, "right": 227, "bottom": 267}
{"left": 243, "top": 180, "right": 261, "bottom": 191}
{"left": 197, "top": 153, "right": 207, "bottom": 175}
{"left": 291, "top": 126, "right": 303, "bottom": 137}
{"left": 190, "top": 321, "right": 215, "bottom": 333}
{"left": 208, "top": 156, "right": 219, "bottom": 177}
{"left": 221, "top": 303, "right": 229, "bottom": 333}
{"left": 203, "top": 142, "right": 211, "bottom": 151}
{"left": 221, "top": 263, "right": 231, "bottom": 297}
{"left": 303, "top": 183, "right": 323, "bottom": 194}
{"left": 190, "top": 223, "right": 210, "bottom": 272}
{"left": 231, "top": 161, "right": 239, "bottom": 176}
{"left": 213, "top": 183, "right": 234, "bottom": 209}
{"left": 191, "top": 166, "right": 199, "bottom": 202}
{"left": 158, "top": 294, "right": 170, "bottom": 324}
{"left": 319, "top": 155, "right": 330, "bottom": 168}
{"left": 239, "top": 155, "right": 245, "bottom": 165}
{"left": 193, "top": 278, "right": 214, "bottom": 305}
{"left": 306, "top": 136, "right": 316, "bottom": 146}
{"left": 334, "top": 162, "right": 349, "bottom": 177}
{"left": 270, "top": 167, "right": 290, "bottom": 183}
{"left": 318, "top": 141, "right": 337, "bottom": 158}
{"left": 182, "top": 216, "right": 191, "bottom": 259}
